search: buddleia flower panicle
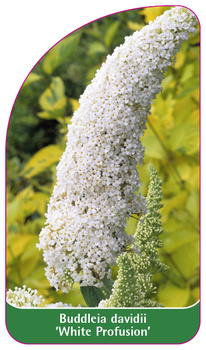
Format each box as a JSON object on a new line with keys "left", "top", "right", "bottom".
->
{"left": 99, "top": 166, "right": 167, "bottom": 308}
{"left": 37, "top": 7, "right": 197, "bottom": 292}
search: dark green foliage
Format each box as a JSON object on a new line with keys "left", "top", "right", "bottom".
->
{"left": 80, "top": 277, "right": 113, "bottom": 307}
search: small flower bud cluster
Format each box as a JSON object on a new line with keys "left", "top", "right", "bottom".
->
{"left": 6, "top": 286, "right": 44, "bottom": 308}
{"left": 99, "top": 253, "right": 145, "bottom": 307}
{"left": 37, "top": 7, "right": 197, "bottom": 291}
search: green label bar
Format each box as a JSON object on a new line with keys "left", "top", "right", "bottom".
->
{"left": 6, "top": 302, "right": 200, "bottom": 344}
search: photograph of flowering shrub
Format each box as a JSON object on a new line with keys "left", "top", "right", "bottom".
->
{"left": 6, "top": 6, "right": 200, "bottom": 308}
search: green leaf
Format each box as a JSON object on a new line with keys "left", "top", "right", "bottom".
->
{"left": 157, "top": 282, "right": 190, "bottom": 307}
{"left": 189, "top": 29, "right": 200, "bottom": 45}
{"left": 125, "top": 216, "right": 138, "bottom": 235}
{"left": 38, "top": 77, "right": 67, "bottom": 120}
{"left": 176, "top": 77, "right": 199, "bottom": 99}
{"left": 186, "top": 190, "right": 199, "bottom": 224}
{"left": 20, "top": 236, "right": 40, "bottom": 261}
{"left": 65, "top": 283, "right": 87, "bottom": 307}
{"left": 80, "top": 286, "right": 106, "bottom": 307}
{"left": 173, "top": 51, "right": 185, "bottom": 70}
{"left": 18, "top": 255, "right": 40, "bottom": 280}
{"left": 88, "top": 41, "right": 106, "bottom": 55}
{"left": 23, "top": 266, "right": 51, "bottom": 289}
{"left": 127, "top": 21, "right": 144, "bottom": 31}
{"left": 86, "top": 64, "right": 101, "bottom": 83}
{"left": 42, "top": 33, "right": 81, "bottom": 74}
{"left": 69, "top": 98, "right": 79, "bottom": 112}
{"left": 140, "top": 7, "right": 167, "bottom": 23}
{"left": 104, "top": 21, "right": 121, "bottom": 48}
{"left": 23, "top": 72, "right": 42, "bottom": 87}
{"left": 161, "top": 191, "right": 188, "bottom": 222}
{"left": 7, "top": 198, "right": 24, "bottom": 228}
{"left": 31, "top": 192, "right": 50, "bottom": 215}
{"left": 20, "top": 144, "right": 63, "bottom": 178}
{"left": 142, "top": 134, "right": 167, "bottom": 160}
{"left": 163, "top": 229, "right": 198, "bottom": 254}
{"left": 168, "top": 122, "right": 199, "bottom": 155}
{"left": 173, "top": 96, "right": 197, "bottom": 125}
{"left": 101, "top": 276, "right": 114, "bottom": 297}
{"left": 171, "top": 239, "right": 199, "bottom": 279}
{"left": 7, "top": 234, "right": 37, "bottom": 264}
{"left": 23, "top": 192, "right": 50, "bottom": 217}
{"left": 7, "top": 187, "right": 38, "bottom": 227}
{"left": 180, "top": 63, "right": 194, "bottom": 84}
{"left": 80, "top": 277, "right": 113, "bottom": 307}
{"left": 191, "top": 287, "right": 199, "bottom": 302}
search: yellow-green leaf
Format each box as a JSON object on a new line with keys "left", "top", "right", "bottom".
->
{"left": 161, "top": 191, "right": 188, "bottom": 222}
{"left": 20, "top": 144, "right": 63, "bottom": 178}
{"left": 162, "top": 229, "right": 198, "bottom": 254}
{"left": 180, "top": 63, "right": 194, "bottom": 84}
{"left": 168, "top": 122, "right": 199, "bottom": 155}
{"left": 65, "top": 283, "right": 87, "bottom": 307}
{"left": 19, "top": 255, "right": 40, "bottom": 279}
{"left": 86, "top": 64, "right": 101, "bottom": 83}
{"left": 69, "top": 98, "right": 79, "bottom": 112}
{"left": 20, "top": 236, "right": 40, "bottom": 261}
{"left": 36, "top": 111, "right": 51, "bottom": 119}
{"left": 186, "top": 190, "right": 199, "bottom": 224}
{"left": 151, "top": 94, "right": 175, "bottom": 122}
{"left": 42, "top": 33, "right": 81, "bottom": 74}
{"left": 177, "top": 77, "right": 199, "bottom": 99}
{"left": 38, "top": 77, "right": 67, "bottom": 120}
{"left": 173, "top": 96, "right": 197, "bottom": 125}
{"left": 127, "top": 21, "right": 144, "bottom": 31}
{"left": 24, "top": 266, "right": 51, "bottom": 290}
{"left": 31, "top": 192, "right": 50, "bottom": 215}
{"left": 191, "top": 287, "right": 199, "bottom": 302}
{"left": 22, "top": 192, "right": 49, "bottom": 217}
{"left": 104, "top": 21, "right": 121, "bottom": 48}
{"left": 39, "top": 77, "right": 65, "bottom": 110}
{"left": 143, "top": 134, "right": 167, "bottom": 160}
{"left": 23, "top": 72, "right": 42, "bottom": 87}
{"left": 161, "top": 74, "right": 175, "bottom": 90}
{"left": 7, "top": 234, "right": 36, "bottom": 264}
{"left": 7, "top": 198, "right": 24, "bottom": 228}
{"left": 88, "top": 41, "right": 106, "bottom": 55}
{"left": 171, "top": 239, "right": 199, "bottom": 279}
{"left": 125, "top": 216, "right": 138, "bottom": 235}
{"left": 157, "top": 282, "right": 190, "bottom": 307}
{"left": 174, "top": 51, "right": 185, "bottom": 69}
{"left": 187, "top": 165, "right": 199, "bottom": 190}
{"left": 140, "top": 7, "right": 168, "bottom": 23}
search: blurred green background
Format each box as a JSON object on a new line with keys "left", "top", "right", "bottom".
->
{"left": 6, "top": 6, "right": 200, "bottom": 307}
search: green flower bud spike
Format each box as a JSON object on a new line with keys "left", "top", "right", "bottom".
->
{"left": 99, "top": 166, "right": 168, "bottom": 307}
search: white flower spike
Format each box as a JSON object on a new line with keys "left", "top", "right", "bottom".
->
{"left": 37, "top": 7, "right": 197, "bottom": 292}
